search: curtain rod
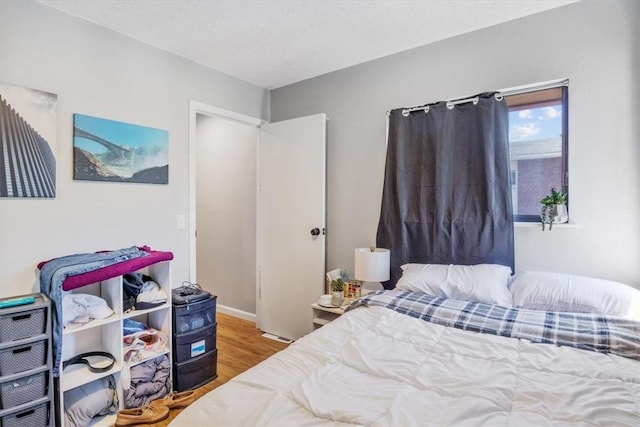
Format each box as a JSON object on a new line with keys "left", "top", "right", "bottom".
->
{"left": 392, "top": 78, "right": 569, "bottom": 117}
{"left": 498, "top": 78, "right": 568, "bottom": 98}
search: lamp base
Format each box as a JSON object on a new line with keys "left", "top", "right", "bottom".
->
{"left": 361, "top": 281, "right": 384, "bottom": 295}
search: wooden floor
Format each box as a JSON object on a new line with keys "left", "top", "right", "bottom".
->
{"left": 156, "top": 312, "right": 289, "bottom": 426}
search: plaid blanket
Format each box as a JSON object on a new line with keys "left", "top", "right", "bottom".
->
{"left": 348, "top": 289, "right": 640, "bottom": 361}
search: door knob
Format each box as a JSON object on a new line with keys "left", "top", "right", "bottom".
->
{"left": 310, "top": 228, "right": 320, "bottom": 236}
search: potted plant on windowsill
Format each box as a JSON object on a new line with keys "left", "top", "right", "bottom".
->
{"left": 540, "top": 188, "right": 568, "bottom": 231}
{"left": 330, "top": 278, "right": 345, "bottom": 306}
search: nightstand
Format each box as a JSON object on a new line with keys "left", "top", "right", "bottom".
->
{"left": 311, "top": 302, "right": 346, "bottom": 330}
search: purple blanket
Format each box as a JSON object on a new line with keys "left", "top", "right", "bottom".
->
{"left": 38, "top": 245, "right": 173, "bottom": 291}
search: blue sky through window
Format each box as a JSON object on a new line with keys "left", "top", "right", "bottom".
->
{"left": 509, "top": 103, "right": 562, "bottom": 142}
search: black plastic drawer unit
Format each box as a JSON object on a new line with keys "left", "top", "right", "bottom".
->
{"left": 172, "top": 291, "right": 217, "bottom": 391}
{"left": 173, "top": 323, "right": 217, "bottom": 363}
{"left": 172, "top": 296, "right": 216, "bottom": 335}
{"left": 173, "top": 350, "right": 217, "bottom": 392}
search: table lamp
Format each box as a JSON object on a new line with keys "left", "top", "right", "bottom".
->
{"left": 354, "top": 247, "right": 390, "bottom": 294}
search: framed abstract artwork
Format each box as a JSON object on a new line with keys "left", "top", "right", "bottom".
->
{"left": 0, "top": 82, "right": 57, "bottom": 198}
{"left": 73, "top": 114, "right": 168, "bottom": 184}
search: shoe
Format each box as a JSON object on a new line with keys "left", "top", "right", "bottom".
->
{"left": 115, "top": 405, "right": 169, "bottom": 426}
{"left": 150, "top": 390, "right": 197, "bottom": 410}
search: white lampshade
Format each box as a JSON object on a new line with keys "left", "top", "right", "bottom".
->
{"left": 354, "top": 247, "right": 390, "bottom": 282}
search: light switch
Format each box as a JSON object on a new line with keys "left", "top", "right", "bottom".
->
{"left": 176, "top": 214, "right": 186, "bottom": 230}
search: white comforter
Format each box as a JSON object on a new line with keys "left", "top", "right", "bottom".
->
{"left": 170, "top": 305, "right": 640, "bottom": 426}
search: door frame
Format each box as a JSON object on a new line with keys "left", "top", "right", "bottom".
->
{"left": 188, "top": 101, "right": 265, "bottom": 320}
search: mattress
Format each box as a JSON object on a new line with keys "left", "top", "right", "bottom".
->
{"left": 170, "top": 291, "right": 640, "bottom": 426}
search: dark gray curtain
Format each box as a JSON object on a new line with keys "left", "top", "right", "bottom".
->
{"left": 376, "top": 93, "right": 514, "bottom": 287}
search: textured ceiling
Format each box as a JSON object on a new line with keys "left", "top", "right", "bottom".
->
{"left": 37, "top": 0, "right": 577, "bottom": 89}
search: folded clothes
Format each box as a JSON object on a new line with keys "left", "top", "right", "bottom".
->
{"left": 62, "top": 293, "right": 113, "bottom": 329}
{"left": 123, "top": 328, "right": 167, "bottom": 364}
{"left": 121, "top": 329, "right": 169, "bottom": 391}
{"left": 124, "top": 354, "right": 171, "bottom": 409}
{"left": 123, "top": 273, "right": 167, "bottom": 311}
{"left": 136, "top": 280, "right": 168, "bottom": 310}
{"left": 123, "top": 318, "right": 148, "bottom": 336}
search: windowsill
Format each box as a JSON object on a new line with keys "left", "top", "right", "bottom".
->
{"left": 515, "top": 222, "right": 579, "bottom": 229}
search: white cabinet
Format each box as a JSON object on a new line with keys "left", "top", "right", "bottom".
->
{"left": 57, "top": 261, "right": 172, "bottom": 427}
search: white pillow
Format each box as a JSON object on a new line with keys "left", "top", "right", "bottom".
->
{"left": 510, "top": 271, "right": 640, "bottom": 319}
{"left": 395, "top": 263, "right": 513, "bottom": 306}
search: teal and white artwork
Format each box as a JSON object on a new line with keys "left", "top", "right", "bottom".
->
{"left": 73, "top": 114, "right": 169, "bottom": 184}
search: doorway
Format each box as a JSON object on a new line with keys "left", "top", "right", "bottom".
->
{"left": 189, "top": 102, "right": 327, "bottom": 338}
{"left": 190, "top": 102, "right": 263, "bottom": 321}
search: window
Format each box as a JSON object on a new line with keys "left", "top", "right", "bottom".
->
{"left": 506, "top": 86, "right": 568, "bottom": 222}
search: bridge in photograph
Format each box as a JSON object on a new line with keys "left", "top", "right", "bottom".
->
{"left": 74, "top": 127, "right": 131, "bottom": 158}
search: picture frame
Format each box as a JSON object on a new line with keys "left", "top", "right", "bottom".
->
{"left": 0, "top": 82, "right": 57, "bottom": 198}
{"left": 73, "top": 113, "right": 169, "bottom": 184}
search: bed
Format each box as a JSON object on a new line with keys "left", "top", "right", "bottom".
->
{"left": 170, "top": 267, "right": 640, "bottom": 426}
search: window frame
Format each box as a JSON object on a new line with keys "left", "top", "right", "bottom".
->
{"left": 506, "top": 86, "right": 569, "bottom": 223}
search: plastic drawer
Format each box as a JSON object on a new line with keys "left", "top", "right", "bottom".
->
{"left": 0, "top": 371, "right": 47, "bottom": 409}
{"left": 173, "top": 349, "right": 217, "bottom": 392}
{"left": 0, "top": 402, "right": 49, "bottom": 427}
{"left": 0, "top": 340, "right": 47, "bottom": 376}
{"left": 172, "top": 296, "right": 216, "bottom": 335}
{"left": 0, "top": 308, "right": 46, "bottom": 343}
{"left": 173, "top": 323, "right": 216, "bottom": 363}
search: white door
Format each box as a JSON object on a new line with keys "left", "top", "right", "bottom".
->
{"left": 257, "top": 113, "right": 326, "bottom": 340}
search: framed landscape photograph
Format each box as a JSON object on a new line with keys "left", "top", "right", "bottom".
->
{"left": 73, "top": 114, "right": 169, "bottom": 184}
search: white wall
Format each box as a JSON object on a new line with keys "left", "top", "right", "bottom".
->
{"left": 0, "top": 1, "right": 269, "bottom": 297}
{"left": 1, "top": 0, "right": 638, "bottom": 307}
{"left": 196, "top": 114, "right": 257, "bottom": 313}
{"left": 271, "top": 0, "right": 640, "bottom": 287}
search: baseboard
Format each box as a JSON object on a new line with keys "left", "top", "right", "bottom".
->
{"left": 217, "top": 304, "right": 256, "bottom": 323}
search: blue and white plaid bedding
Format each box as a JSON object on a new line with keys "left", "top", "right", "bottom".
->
{"left": 349, "top": 289, "right": 640, "bottom": 360}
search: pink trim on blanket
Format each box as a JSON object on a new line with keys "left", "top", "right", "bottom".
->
{"left": 38, "top": 246, "right": 174, "bottom": 291}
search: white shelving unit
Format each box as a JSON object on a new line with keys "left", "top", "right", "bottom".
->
{"left": 56, "top": 261, "right": 172, "bottom": 427}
